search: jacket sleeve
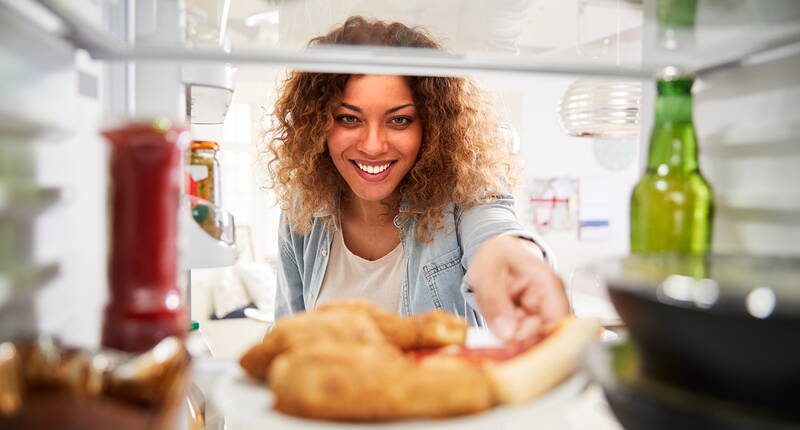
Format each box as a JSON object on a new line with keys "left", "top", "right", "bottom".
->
{"left": 455, "top": 194, "right": 556, "bottom": 312}
{"left": 274, "top": 211, "right": 306, "bottom": 319}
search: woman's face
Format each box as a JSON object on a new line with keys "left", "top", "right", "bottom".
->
{"left": 327, "top": 75, "right": 422, "bottom": 203}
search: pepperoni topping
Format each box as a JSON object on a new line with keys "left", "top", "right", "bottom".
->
{"left": 409, "top": 334, "right": 545, "bottom": 364}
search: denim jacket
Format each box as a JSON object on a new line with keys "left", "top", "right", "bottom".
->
{"left": 274, "top": 194, "right": 554, "bottom": 326}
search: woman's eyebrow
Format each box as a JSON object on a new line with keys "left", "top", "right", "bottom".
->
{"left": 385, "top": 103, "right": 414, "bottom": 114}
{"left": 341, "top": 102, "right": 362, "bottom": 113}
{"left": 339, "top": 102, "right": 415, "bottom": 114}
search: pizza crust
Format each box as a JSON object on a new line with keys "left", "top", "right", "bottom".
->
{"left": 485, "top": 316, "right": 601, "bottom": 405}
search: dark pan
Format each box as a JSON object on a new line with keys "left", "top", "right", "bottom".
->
{"left": 584, "top": 340, "right": 800, "bottom": 430}
{"left": 593, "top": 254, "right": 800, "bottom": 418}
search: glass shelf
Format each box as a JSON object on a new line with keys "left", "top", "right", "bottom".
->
{"left": 717, "top": 194, "right": 800, "bottom": 213}
{"left": 0, "top": 263, "right": 60, "bottom": 308}
{"left": 0, "top": 110, "right": 73, "bottom": 139}
{"left": 21, "top": 0, "right": 799, "bottom": 80}
{"left": 0, "top": 185, "right": 60, "bottom": 220}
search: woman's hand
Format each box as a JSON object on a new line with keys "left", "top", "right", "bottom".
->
{"left": 466, "top": 235, "right": 569, "bottom": 340}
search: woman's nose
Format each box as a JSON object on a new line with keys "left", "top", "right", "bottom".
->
{"left": 356, "top": 124, "right": 388, "bottom": 155}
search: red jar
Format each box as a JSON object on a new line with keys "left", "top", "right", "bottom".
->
{"left": 101, "top": 118, "right": 189, "bottom": 353}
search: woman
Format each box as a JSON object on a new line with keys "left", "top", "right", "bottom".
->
{"left": 265, "top": 16, "right": 568, "bottom": 340}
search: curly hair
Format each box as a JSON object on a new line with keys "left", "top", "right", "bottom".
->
{"left": 262, "top": 16, "right": 517, "bottom": 241}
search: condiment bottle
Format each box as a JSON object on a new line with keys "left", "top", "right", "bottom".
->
{"left": 101, "top": 118, "right": 189, "bottom": 353}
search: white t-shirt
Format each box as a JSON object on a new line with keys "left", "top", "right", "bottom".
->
{"left": 315, "top": 229, "right": 404, "bottom": 312}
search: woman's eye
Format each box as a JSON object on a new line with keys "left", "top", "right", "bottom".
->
{"left": 389, "top": 117, "right": 411, "bottom": 126}
{"left": 336, "top": 115, "right": 359, "bottom": 124}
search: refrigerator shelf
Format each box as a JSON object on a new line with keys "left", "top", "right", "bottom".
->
{"left": 18, "top": 0, "right": 800, "bottom": 80}
{"left": 0, "top": 262, "right": 60, "bottom": 308}
{"left": 0, "top": 110, "right": 74, "bottom": 140}
{"left": 0, "top": 185, "right": 60, "bottom": 220}
{"left": 717, "top": 195, "right": 800, "bottom": 214}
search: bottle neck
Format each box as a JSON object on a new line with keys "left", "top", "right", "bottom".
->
{"left": 654, "top": 92, "right": 693, "bottom": 125}
{"left": 647, "top": 78, "right": 698, "bottom": 172}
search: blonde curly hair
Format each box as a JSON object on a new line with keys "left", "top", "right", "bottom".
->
{"left": 262, "top": 16, "right": 517, "bottom": 241}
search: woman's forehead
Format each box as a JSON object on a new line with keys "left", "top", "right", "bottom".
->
{"left": 342, "top": 75, "right": 415, "bottom": 103}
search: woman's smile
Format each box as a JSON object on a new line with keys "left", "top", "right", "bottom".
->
{"left": 351, "top": 160, "right": 396, "bottom": 182}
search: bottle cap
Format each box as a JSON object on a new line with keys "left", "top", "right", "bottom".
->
{"left": 656, "top": 66, "right": 694, "bottom": 81}
{"left": 191, "top": 140, "right": 220, "bottom": 151}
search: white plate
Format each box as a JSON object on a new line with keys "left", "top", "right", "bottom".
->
{"left": 212, "top": 329, "right": 589, "bottom": 430}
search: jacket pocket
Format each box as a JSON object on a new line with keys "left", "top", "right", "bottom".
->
{"left": 422, "top": 249, "right": 463, "bottom": 310}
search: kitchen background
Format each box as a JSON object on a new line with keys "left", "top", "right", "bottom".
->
{"left": 2, "top": 0, "right": 798, "bottom": 359}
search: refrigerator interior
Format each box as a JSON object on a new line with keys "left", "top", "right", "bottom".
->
{"left": 1, "top": 0, "right": 799, "bottom": 356}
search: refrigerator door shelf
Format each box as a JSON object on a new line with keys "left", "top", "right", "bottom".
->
{"left": 184, "top": 198, "right": 236, "bottom": 269}
{"left": 0, "top": 185, "right": 61, "bottom": 220}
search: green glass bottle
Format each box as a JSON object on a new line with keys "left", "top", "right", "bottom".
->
{"left": 630, "top": 67, "right": 714, "bottom": 254}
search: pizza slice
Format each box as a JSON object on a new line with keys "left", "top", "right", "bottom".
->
{"left": 410, "top": 316, "right": 601, "bottom": 405}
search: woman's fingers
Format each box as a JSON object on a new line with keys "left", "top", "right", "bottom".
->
{"left": 519, "top": 282, "right": 542, "bottom": 311}
{"left": 471, "top": 267, "right": 518, "bottom": 340}
{"left": 469, "top": 235, "right": 569, "bottom": 339}
{"left": 518, "top": 276, "right": 569, "bottom": 333}
{"left": 515, "top": 314, "right": 542, "bottom": 340}
{"left": 538, "top": 276, "right": 570, "bottom": 331}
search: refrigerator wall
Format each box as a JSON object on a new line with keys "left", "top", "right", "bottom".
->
{"left": 0, "top": 0, "right": 107, "bottom": 348}
{"left": 2, "top": 0, "right": 799, "bottom": 349}
{"left": 696, "top": 54, "right": 800, "bottom": 255}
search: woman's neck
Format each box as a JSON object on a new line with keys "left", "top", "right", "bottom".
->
{"left": 341, "top": 192, "right": 399, "bottom": 226}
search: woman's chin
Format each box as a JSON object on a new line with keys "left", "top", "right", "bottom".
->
{"left": 353, "top": 191, "right": 394, "bottom": 203}
{"left": 347, "top": 184, "right": 397, "bottom": 203}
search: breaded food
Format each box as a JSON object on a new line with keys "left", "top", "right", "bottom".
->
{"left": 239, "top": 309, "right": 387, "bottom": 380}
{"left": 411, "top": 310, "right": 468, "bottom": 349}
{"left": 317, "top": 300, "right": 467, "bottom": 350}
{"left": 316, "top": 300, "right": 418, "bottom": 350}
{"left": 239, "top": 300, "right": 599, "bottom": 423}
{"left": 269, "top": 342, "right": 493, "bottom": 421}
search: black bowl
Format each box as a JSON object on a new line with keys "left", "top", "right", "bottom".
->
{"left": 584, "top": 340, "right": 800, "bottom": 430}
{"left": 594, "top": 254, "right": 800, "bottom": 418}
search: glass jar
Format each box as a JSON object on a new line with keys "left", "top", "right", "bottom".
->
{"left": 186, "top": 140, "right": 221, "bottom": 206}
{"left": 187, "top": 140, "right": 224, "bottom": 239}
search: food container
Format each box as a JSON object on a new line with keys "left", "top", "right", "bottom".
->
{"left": 594, "top": 254, "right": 800, "bottom": 419}
{"left": 186, "top": 140, "right": 221, "bottom": 205}
{"left": 0, "top": 336, "right": 190, "bottom": 430}
{"left": 102, "top": 118, "right": 189, "bottom": 353}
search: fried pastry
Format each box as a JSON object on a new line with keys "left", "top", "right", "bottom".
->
{"left": 268, "top": 342, "right": 493, "bottom": 421}
{"left": 317, "top": 300, "right": 467, "bottom": 350}
{"left": 316, "top": 300, "right": 418, "bottom": 349}
{"left": 239, "top": 309, "right": 386, "bottom": 380}
{"left": 410, "top": 309, "right": 468, "bottom": 349}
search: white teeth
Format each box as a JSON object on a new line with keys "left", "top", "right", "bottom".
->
{"left": 355, "top": 161, "right": 391, "bottom": 174}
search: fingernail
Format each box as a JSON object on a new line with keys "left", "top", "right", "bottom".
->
{"left": 492, "top": 314, "right": 516, "bottom": 340}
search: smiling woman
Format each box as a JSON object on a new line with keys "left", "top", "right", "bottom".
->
{"left": 264, "top": 19, "right": 514, "bottom": 243}
{"left": 262, "top": 16, "right": 569, "bottom": 340}
{"left": 327, "top": 75, "right": 422, "bottom": 206}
